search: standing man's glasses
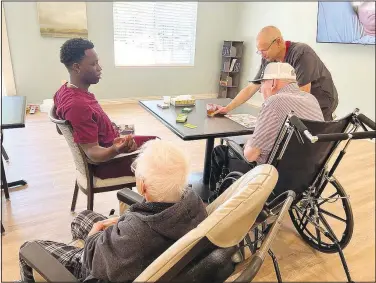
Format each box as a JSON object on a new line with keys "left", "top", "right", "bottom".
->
{"left": 256, "top": 38, "right": 279, "bottom": 55}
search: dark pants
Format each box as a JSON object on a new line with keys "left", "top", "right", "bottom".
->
{"left": 210, "top": 145, "right": 255, "bottom": 190}
{"left": 322, "top": 106, "right": 334, "bottom": 121}
{"left": 318, "top": 91, "right": 337, "bottom": 121}
{"left": 93, "top": 135, "right": 158, "bottom": 179}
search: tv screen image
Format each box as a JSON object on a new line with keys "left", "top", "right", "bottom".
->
{"left": 317, "top": 1, "right": 375, "bottom": 45}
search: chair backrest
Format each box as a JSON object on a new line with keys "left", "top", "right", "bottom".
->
{"left": 268, "top": 114, "right": 353, "bottom": 197}
{"left": 134, "top": 164, "right": 278, "bottom": 282}
{"left": 49, "top": 105, "right": 89, "bottom": 179}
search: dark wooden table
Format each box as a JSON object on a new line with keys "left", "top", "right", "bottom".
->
{"left": 1, "top": 96, "right": 28, "bottom": 199}
{"left": 140, "top": 98, "right": 260, "bottom": 200}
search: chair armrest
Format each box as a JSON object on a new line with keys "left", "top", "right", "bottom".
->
{"left": 20, "top": 242, "right": 79, "bottom": 282}
{"left": 86, "top": 151, "right": 140, "bottom": 166}
{"left": 117, "top": 187, "right": 143, "bottom": 206}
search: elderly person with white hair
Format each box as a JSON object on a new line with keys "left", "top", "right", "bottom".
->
{"left": 19, "top": 140, "right": 207, "bottom": 283}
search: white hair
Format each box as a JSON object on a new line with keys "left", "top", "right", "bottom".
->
{"left": 134, "top": 139, "right": 190, "bottom": 202}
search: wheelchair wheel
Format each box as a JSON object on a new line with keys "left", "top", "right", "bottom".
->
{"left": 289, "top": 176, "right": 354, "bottom": 253}
{"left": 218, "top": 172, "right": 243, "bottom": 195}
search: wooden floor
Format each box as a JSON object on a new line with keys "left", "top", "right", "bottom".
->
{"left": 1, "top": 103, "right": 375, "bottom": 282}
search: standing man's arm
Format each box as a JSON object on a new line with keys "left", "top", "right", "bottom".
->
{"left": 299, "top": 83, "right": 311, "bottom": 93}
{"left": 218, "top": 83, "right": 260, "bottom": 113}
{"left": 215, "top": 61, "right": 266, "bottom": 115}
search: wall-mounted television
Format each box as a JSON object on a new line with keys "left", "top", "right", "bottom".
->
{"left": 317, "top": 2, "right": 375, "bottom": 45}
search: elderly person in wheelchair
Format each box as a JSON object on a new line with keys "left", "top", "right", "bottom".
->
{"left": 210, "top": 62, "right": 324, "bottom": 190}
{"left": 19, "top": 139, "right": 207, "bottom": 282}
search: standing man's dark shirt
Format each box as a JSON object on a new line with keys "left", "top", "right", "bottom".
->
{"left": 254, "top": 41, "right": 338, "bottom": 120}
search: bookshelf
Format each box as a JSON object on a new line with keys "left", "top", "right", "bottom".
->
{"left": 218, "top": 41, "right": 244, "bottom": 99}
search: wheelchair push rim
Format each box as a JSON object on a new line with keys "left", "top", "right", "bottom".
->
{"left": 289, "top": 176, "right": 354, "bottom": 253}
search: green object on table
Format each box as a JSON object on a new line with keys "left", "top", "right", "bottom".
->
{"left": 176, "top": 113, "right": 188, "bottom": 123}
{"left": 182, "top": 108, "right": 193, "bottom": 113}
{"left": 184, "top": 123, "right": 197, "bottom": 129}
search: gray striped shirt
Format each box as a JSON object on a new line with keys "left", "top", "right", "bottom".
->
{"left": 249, "top": 83, "right": 324, "bottom": 164}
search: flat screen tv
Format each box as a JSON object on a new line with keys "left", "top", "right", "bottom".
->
{"left": 317, "top": 2, "right": 375, "bottom": 45}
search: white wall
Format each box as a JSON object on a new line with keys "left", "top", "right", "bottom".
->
{"left": 1, "top": 4, "right": 17, "bottom": 96}
{"left": 239, "top": 2, "right": 375, "bottom": 120}
{"left": 3, "top": 2, "right": 241, "bottom": 104}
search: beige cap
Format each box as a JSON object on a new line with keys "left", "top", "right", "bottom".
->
{"left": 251, "top": 62, "right": 297, "bottom": 83}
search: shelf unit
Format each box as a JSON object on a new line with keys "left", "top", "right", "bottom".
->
{"left": 218, "top": 41, "right": 244, "bottom": 99}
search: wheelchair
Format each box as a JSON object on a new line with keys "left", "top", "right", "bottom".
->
{"left": 210, "top": 108, "right": 376, "bottom": 282}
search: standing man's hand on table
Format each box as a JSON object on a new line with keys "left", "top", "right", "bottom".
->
{"left": 215, "top": 83, "right": 261, "bottom": 116}
{"left": 213, "top": 105, "right": 230, "bottom": 116}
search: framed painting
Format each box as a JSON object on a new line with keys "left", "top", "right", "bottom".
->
{"left": 37, "top": 2, "right": 88, "bottom": 38}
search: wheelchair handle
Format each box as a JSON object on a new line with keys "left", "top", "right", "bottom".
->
{"left": 289, "top": 113, "right": 376, "bottom": 143}
{"left": 288, "top": 115, "right": 318, "bottom": 143}
{"left": 316, "top": 131, "right": 376, "bottom": 142}
{"left": 357, "top": 113, "right": 376, "bottom": 130}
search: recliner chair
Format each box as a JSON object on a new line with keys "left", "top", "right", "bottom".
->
{"left": 20, "top": 164, "right": 296, "bottom": 282}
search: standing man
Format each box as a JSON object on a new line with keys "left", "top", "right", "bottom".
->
{"left": 215, "top": 26, "right": 338, "bottom": 120}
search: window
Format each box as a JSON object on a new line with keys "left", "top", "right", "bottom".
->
{"left": 113, "top": 2, "right": 198, "bottom": 66}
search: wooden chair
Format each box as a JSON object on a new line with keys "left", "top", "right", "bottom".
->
{"left": 49, "top": 106, "right": 136, "bottom": 211}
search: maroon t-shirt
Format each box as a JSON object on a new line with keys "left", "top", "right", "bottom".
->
{"left": 54, "top": 84, "right": 119, "bottom": 147}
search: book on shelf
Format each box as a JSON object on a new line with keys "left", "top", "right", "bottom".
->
{"left": 233, "top": 61, "right": 241, "bottom": 72}
{"left": 223, "top": 61, "right": 230, "bottom": 72}
{"left": 230, "top": 46, "right": 237, "bottom": 57}
{"left": 222, "top": 46, "right": 230, "bottom": 56}
{"left": 229, "top": 59, "right": 237, "bottom": 72}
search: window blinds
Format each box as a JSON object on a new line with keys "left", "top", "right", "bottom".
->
{"left": 113, "top": 2, "right": 198, "bottom": 66}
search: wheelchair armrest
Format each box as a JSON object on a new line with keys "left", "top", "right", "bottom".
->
{"left": 227, "top": 140, "right": 252, "bottom": 165}
{"left": 117, "top": 187, "right": 143, "bottom": 206}
{"left": 19, "top": 242, "right": 79, "bottom": 283}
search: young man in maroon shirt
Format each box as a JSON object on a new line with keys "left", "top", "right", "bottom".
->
{"left": 55, "top": 38, "right": 155, "bottom": 179}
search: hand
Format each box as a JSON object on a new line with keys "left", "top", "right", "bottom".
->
{"left": 100, "top": 217, "right": 119, "bottom": 228}
{"left": 126, "top": 135, "right": 138, "bottom": 153}
{"left": 213, "top": 105, "right": 229, "bottom": 116}
{"left": 113, "top": 136, "right": 138, "bottom": 154}
{"left": 88, "top": 222, "right": 105, "bottom": 237}
{"left": 87, "top": 217, "right": 119, "bottom": 237}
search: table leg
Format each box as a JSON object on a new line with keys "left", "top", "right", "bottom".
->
{"left": 1, "top": 159, "right": 10, "bottom": 199}
{"left": 1, "top": 159, "right": 27, "bottom": 198}
{"left": 1, "top": 132, "right": 28, "bottom": 197}
{"left": 2, "top": 145, "right": 9, "bottom": 162}
{"left": 189, "top": 137, "right": 215, "bottom": 202}
{"left": 203, "top": 137, "right": 215, "bottom": 184}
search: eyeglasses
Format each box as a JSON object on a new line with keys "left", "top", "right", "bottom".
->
{"left": 256, "top": 38, "right": 279, "bottom": 55}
